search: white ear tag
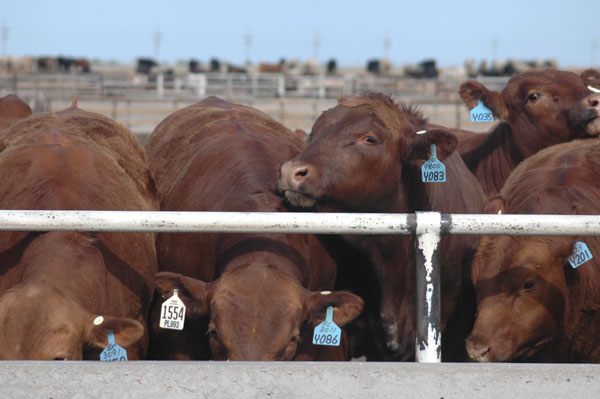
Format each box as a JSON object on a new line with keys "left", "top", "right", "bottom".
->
{"left": 422, "top": 144, "right": 446, "bottom": 183}
{"left": 160, "top": 289, "right": 186, "bottom": 330}
{"left": 312, "top": 306, "right": 341, "bottom": 347}
{"left": 568, "top": 242, "right": 594, "bottom": 269}
{"left": 470, "top": 99, "right": 494, "bottom": 122}
{"left": 587, "top": 85, "right": 600, "bottom": 93}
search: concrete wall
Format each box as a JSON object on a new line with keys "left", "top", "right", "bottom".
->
{"left": 1, "top": 361, "right": 599, "bottom": 398}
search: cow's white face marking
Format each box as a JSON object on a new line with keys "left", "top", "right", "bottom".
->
{"left": 588, "top": 85, "right": 600, "bottom": 93}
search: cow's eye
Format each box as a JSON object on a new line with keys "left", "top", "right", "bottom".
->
{"left": 361, "top": 135, "right": 378, "bottom": 145}
{"left": 526, "top": 93, "right": 540, "bottom": 103}
{"left": 523, "top": 278, "right": 537, "bottom": 292}
{"left": 207, "top": 326, "right": 219, "bottom": 340}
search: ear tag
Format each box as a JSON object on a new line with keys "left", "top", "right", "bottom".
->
{"left": 568, "top": 241, "right": 594, "bottom": 269}
{"left": 588, "top": 85, "right": 600, "bottom": 93}
{"left": 100, "top": 331, "right": 128, "bottom": 362}
{"left": 160, "top": 289, "right": 186, "bottom": 330}
{"left": 312, "top": 305, "right": 341, "bottom": 347}
{"left": 470, "top": 99, "right": 494, "bottom": 122}
{"left": 421, "top": 144, "right": 446, "bottom": 183}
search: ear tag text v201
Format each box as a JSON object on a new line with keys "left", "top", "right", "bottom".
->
{"left": 568, "top": 241, "right": 593, "bottom": 268}
{"left": 470, "top": 99, "right": 494, "bottom": 122}
{"left": 160, "top": 289, "right": 186, "bottom": 330}
{"left": 313, "top": 306, "right": 341, "bottom": 347}
{"left": 100, "top": 331, "right": 128, "bottom": 362}
{"left": 422, "top": 144, "right": 446, "bottom": 183}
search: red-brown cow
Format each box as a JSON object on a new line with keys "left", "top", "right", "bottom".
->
{"left": 145, "top": 96, "right": 363, "bottom": 361}
{"left": 278, "top": 93, "right": 486, "bottom": 361}
{"left": 467, "top": 139, "right": 600, "bottom": 362}
{"left": 0, "top": 104, "right": 158, "bottom": 360}
{"left": 0, "top": 94, "right": 31, "bottom": 130}
{"left": 458, "top": 69, "right": 600, "bottom": 196}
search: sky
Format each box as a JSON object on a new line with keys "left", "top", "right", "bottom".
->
{"left": 2, "top": 0, "right": 599, "bottom": 69}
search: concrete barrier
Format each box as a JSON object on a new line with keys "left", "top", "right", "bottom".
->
{"left": 1, "top": 361, "right": 599, "bottom": 398}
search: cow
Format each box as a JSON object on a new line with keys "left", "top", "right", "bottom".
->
{"left": 0, "top": 94, "right": 32, "bottom": 131}
{"left": 277, "top": 93, "right": 487, "bottom": 361}
{"left": 466, "top": 139, "right": 600, "bottom": 362}
{"left": 145, "top": 96, "right": 363, "bottom": 361}
{"left": 457, "top": 69, "right": 600, "bottom": 196}
{"left": 0, "top": 102, "right": 158, "bottom": 360}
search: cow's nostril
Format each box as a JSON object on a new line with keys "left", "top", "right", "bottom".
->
{"left": 293, "top": 166, "right": 309, "bottom": 181}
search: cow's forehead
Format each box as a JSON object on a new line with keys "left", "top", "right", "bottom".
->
{"left": 503, "top": 70, "right": 585, "bottom": 97}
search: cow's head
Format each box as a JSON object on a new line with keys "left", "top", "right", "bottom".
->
{"left": 154, "top": 266, "right": 363, "bottom": 360}
{"left": 459, "top": 69, "right": 600, "bottom": 156}
{"left": 0, "top": 285, "right": 144, "bottom": 360}
{"left": 466, "top": 196, "right": 580, "bottom": 362}
{"left": 277, "top": 93, "right": 459, "bottom": 358}
{"left": 277, "top": 93, "right": 457, "bottom": 213}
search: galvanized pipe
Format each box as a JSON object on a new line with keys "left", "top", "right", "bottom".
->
{"left": 414, "top": 212, "right": 442, "bottom": 363}
{"left": 0, "top": 210, "right": 414, "bottom": 235}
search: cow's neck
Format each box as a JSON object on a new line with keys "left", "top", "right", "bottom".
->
{"left": 462, "top": 122, "right": 524, "bottom": 196}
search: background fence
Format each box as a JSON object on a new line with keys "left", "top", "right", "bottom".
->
{"left": 0, "top": 72, "right": 508, "bottom": 142}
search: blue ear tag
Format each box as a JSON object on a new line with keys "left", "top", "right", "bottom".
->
{"left": 421, "top": 144, "right": 446, "bottom": 183}
{"left": 312, "top": 306, "right": 341, "bottom": 347}
{"left": 568, "top": 241, "right": 594, "bottom": 269}
{"left": 100, "top": 331, "right": 128, "bottom": 362}
{"left": 470, "top": 99, "right": 494, "bottom": 122}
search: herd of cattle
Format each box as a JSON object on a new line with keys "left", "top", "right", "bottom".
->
{"left": 0, "top": 67, "right": 599, "bottom": 363}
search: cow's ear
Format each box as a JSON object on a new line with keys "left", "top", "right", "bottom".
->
{"left": 459, "top": 80, "right": 508, "bottom": 120}
{"left": 485, "top": 195, "right": 508, "bottom": 214}
{"left": 304, "top": 290, "right": 364, "bottom": 328}
{"left": 155, "top": 271, "right": 210, "bottom": 317}
{"left": 406, "top": 129, "right": 458, "bottom": 162}
{"left": 581, "top": 69, "right": 600, "bottom": 86}
{"left": 86, "top": 315, "right": 145, "bottom": 349}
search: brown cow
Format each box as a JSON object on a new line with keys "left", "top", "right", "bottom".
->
{"left": 0, "top": 94, "right": 32, "bottom": 130}
{"left": 466, "top": 139, "right": 600, "bottom": 363}
{"left": 278, "top": 93, "right": 486, "bottom": 361}
{"left": 145, "top": 96, "right": 363, "bottom": 361}
{"left": 458, "top": 69, "right": 600, "bottom": 196}
{"left": 0, "top": 104, "right": 158, "bottom": 360}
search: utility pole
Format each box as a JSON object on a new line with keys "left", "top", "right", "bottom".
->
{"left": 384, "top": 34, "right": 390, "bottom": 60}
{"left": 1, "top": 22, "right": 8, "bottom": 58}
{"left": 245, "top": 30, "right": 252, "bottom": 65}
{"left": 154, "top": 26, "right": 161, "bottom": 62}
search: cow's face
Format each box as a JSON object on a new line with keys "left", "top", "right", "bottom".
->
{"left": 155, "top": 267, "right": 363, "bottom": 361}
{"left": 277, "top": 94, "right": 458, "bottom": 213}
{"left": 466, "top": 235, "right": 572, "bottom": 362}
{"left": 460, "top": 69, "right": 600, "bottom": 156}
{"left": 0, "top": 286, "right": 145, "bottom": 360}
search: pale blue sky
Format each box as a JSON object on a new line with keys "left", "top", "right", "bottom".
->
{"left": 3, "top": 0, "right": 599, "bottom": 68}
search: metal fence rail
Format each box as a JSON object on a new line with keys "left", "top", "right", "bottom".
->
{"left": 1, "top": 209, "right": 600, "bottom": 363}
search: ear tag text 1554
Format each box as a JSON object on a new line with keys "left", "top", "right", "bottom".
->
{"left": 568, "top": 241, "right": 593, "bottom": 268}
{"left": 470, "top": 99, "right": 494, "bottom": 122}
{"left": 160, "top": 289, "right": 186, "bottom": 330}
{"left": 313, "top": 306, "right": 341, "bottom": 347}
{"left": 422, "top": 144, "right": 446, "bottom": 183}
{"left": 100, "top": 331, "right": 128, "bottom": 362}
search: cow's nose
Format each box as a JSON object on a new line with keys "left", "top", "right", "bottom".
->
{"left": 465, "top": 335, "right": 491, "bottom": 362}
{"left": 586, "top": 94, "right": 600, "bottom": 112}
{"left": 280, "top": 162, "right": 312, "bottom": 190}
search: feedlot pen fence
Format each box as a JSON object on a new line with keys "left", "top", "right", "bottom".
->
{"left": 1, "top": 210, "right": 600, "bottom": 398}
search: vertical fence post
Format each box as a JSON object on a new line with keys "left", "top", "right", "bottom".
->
{"left": 414, "top": 211, "right": 442, "bottom": 363}
{"left": 156, "top": 73, "right": 164, "bottom": 98}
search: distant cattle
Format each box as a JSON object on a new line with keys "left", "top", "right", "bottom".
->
{"left": 457, "top": 69, "right": 600, "bottom": 196}
{"left": 278, "top": 93, "right": 486, "bottom": 361}
{"left": 145, "top": 96, "right": 363, "bottom": 361}
{"left": 467, "top": 139, "right": 600, "bottom": 362}
{"left": 0, "top": 102, "right": 159, "bottom": 360}
{"left": 0, "top": 94, "right": 31, "bottom": 131}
